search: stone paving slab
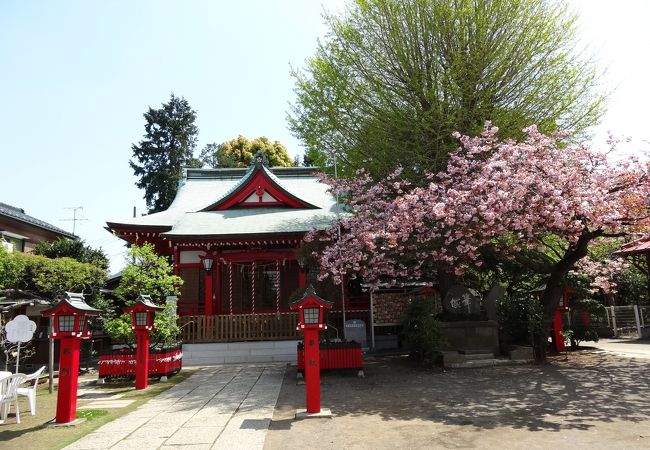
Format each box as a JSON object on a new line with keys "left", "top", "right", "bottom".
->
{"left": 78, "top": 400, "right": 136, "bottom": 409}
{"left": 160, "top": 444, "right": 212, "bottom": 450}
{"left": 64, "top": 363, "right": 286, "bottom": 450}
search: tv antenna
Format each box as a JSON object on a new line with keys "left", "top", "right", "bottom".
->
{"left": 61, "top": 206, "right": 88, "bottom": 235}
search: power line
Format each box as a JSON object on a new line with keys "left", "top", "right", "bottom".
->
{"left": 61, "top": 206, "right": 88, "bottom": 235}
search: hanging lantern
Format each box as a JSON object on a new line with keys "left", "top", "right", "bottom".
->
{"left": 200, "top": 254, "right": 214, "bottom": 273}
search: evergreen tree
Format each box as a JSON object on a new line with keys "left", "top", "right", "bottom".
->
{"left": 130, "top": 94, "right": 199, "bottom": 213}
{"left": 33, "top": 238, "right": 109, "bottom": 271}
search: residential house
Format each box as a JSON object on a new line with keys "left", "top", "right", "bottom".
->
{"left": 0, "top": 202, "right": 75, "bottom": 253}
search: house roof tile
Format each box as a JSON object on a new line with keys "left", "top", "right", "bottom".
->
{"left": 0, "top": 202, "right": 76, "bottom": 239}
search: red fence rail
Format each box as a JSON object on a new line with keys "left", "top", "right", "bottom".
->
{"left": 98, "top": 345, "right": 183, "bottom": 379}
{"left": 297, "top": 342, "right": 363, "bottom": 371}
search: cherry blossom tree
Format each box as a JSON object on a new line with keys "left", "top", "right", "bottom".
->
{"left": 311, "top": 124, "right": 650, "bottom": 355}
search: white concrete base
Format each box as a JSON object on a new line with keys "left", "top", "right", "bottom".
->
{"left": 295, "top": 408, "right": 333, "bottom": 420}
{"left": 183, "top": 340, "right": 300, "bottom": 365}
{"left": 46, "top": 418, "right": 87, "bottom": 427}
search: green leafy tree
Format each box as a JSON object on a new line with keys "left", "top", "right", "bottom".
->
{"left": 114, "top": 243, "right": 182, "bottom": 300}
{"left": 0, "top": 246, "right": 111, "bottom": 326}
{"left": 130, "top": 94, "right": 199, "bottom": 213}
{"left": 2, "top": 252, "right": 106, "bottom": 299}
{"left": 289, "top": 0, "right": 605, "bottom": 178}
{"left": 33, "top": 238, "right": 109, "bottom": 271}
{"left": 199, "top": 135, "right": 295, "bottom": 168}
{"left": 105, "top": 243, "right": 182, "bottom": 346}
{"left": 0, "top": 244, "right": 25, "bottom": 290}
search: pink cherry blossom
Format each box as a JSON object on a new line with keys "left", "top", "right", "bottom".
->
{"left": 309, "top": 124, "right": 650, "bottom": 313}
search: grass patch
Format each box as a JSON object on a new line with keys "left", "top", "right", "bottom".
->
{"left": 76, "top": 409, "right": 109, "bottom": 420}
{"left": 0, "top": 369, "right": 196, "bottom": 450}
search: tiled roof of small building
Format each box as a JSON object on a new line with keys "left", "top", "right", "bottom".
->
{"left": 614, "top": 236, "right": 650, "bottom": 255}
{"left": 0, "top": 202, "right": 76, "bottom": 239}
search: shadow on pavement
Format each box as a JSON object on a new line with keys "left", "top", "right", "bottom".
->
{"left": 271, "top": 351, "right": 650, "bottom": 432}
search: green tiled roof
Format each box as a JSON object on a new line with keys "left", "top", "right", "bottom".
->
{"left": 107, "top": 166, "right": 339, "bottom": 238}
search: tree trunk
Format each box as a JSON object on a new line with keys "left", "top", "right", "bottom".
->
{"left": 437, "top": 268, "right": 458, "bottom": 300}
{"left": 536, "top": 232, "right": 594, "bottom": 362}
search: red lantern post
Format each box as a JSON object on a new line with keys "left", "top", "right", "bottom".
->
{"left": 553, "top": 288, "right": 572, "bottom": 353}
{"left": 290, "top": 286, "right": 332, "bottom": 417}
{"left": 123, "top": 295, "right": 163, "bottom": 390}
{"left": 42, "top": 292, "right": 99, "bottom": 425}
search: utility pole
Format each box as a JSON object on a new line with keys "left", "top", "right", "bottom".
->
{"left": 61, "top": 206, "right": 87, "bottom": 235}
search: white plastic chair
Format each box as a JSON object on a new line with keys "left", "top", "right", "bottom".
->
{"left": 16, "top": 366, "right": 46, "bottom": 416}
{"left": 0, "top": 373, "right": 27, "bottom": 424}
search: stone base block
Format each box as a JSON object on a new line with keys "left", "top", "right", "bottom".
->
{"left": 295, "top": 408, "right": 333, "bottom": 419}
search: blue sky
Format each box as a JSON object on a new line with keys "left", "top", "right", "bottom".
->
{"left": 1, "top": 0, "right": 648, "bottom": 273}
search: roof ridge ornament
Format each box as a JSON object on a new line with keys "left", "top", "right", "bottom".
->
{"left": 252, "top": 151, "right": 269, "bottom": 169}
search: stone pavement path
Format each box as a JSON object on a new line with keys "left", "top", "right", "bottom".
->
{"left": 64, "top": 363, "right": 286, "bottom": 450}
{"left": 588, "top": 337, "right": 650, "bottom": 360}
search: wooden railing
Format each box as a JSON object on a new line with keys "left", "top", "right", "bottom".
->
{"left": 179, "top": 312, "right": 300, "bottom": 343}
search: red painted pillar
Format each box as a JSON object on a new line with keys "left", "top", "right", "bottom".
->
{"left": 298, "top": 270, "right": 307, "bottom": 289}
{"left": 553, "top": 310, "right": 566, "bottom": 352}
{"left": 215, "top": 260, "right": 222, "bottom": 314}
{"left": 56, "top": 337, "right": 81, "bottom": 424}
{"left": 304, "top": 328, "right": 321, "bottom": 413}
{"left": 205, "top": 270, "right": 213, "bottom": 316}
{"left": 135, "top": 331, "right": 150, "bottom": 390}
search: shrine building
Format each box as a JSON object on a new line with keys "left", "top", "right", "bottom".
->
{"left": 106, "top": 152, "right": 369, "bottom": 343}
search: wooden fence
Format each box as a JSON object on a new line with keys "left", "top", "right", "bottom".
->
{"left": 178, "top": 310, "right": 373, "bottom": 343}
{"left": 179, "top": 312, "right": 300, "bottom": 343}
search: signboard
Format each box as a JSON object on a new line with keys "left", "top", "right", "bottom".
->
{"left": 5, "top": 314, "right": 37, "bottom": 373}
{"left": 6, "top": 314, "right": 37, "bottom": 343}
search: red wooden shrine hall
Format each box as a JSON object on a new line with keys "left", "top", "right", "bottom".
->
{"left": 106, "top": 152, "right": 368, "bottom": 341}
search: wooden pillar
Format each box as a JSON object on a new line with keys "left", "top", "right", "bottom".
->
{"left": 173, "top": 246, "right": 180, "bottom": 276}
{"left": 298, "top": 269, "right": 307, "bottom": 289}
{"left": 215, "top": 255, "right": 222, "bottom": 314}
{"left": 645, "top": 254, "right": 650, "bottom": 306}
{"left": 205, "top": 269, "right": 214, "bottom": 316}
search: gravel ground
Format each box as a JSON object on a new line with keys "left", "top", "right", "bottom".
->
{"left": 265, "top": 350, "right": 650, "bottom": 449}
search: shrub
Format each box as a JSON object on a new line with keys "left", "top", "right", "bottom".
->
{"left": 400, "top": 296, "right": 442, "bottom": 366}
{"left": 570, "top": 327, "right": 599, "bottom": 349}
